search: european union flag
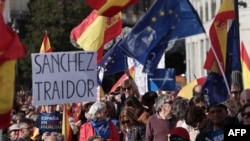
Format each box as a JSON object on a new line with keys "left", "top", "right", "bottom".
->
{"left": 202, "top": 72, "right": 231, "bottom": 106}
{"left": 119, "top": 0, "right": 205, "bottom": 74}
{"left": 148, "top": 68, "right": 176, "bottom": 91}
{"left": 99, "top": 40, "right": 127, "bottom": 76}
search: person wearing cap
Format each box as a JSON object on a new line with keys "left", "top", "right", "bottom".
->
{"left": 169, "top": 127, "right": 190, "bottom": 141}
{"left": 3, "top": 124, "right": 20, "bottom": 141}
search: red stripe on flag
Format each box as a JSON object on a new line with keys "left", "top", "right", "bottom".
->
{"left": 70, "top": 10, "right": 99, "bottom": 42}
{"left": 109, "top": 66, "right": 135, "bottom": 93}
{"left": 40, "top": 33, "right": 52, "bottom": 53}
{"left": 87, "top": 0, "right": 138, "bottom": 17}
{"left": 0, "top": 14, "right": 26, "bottom": 65}
{"left": 0, "top": 110, "right": 11, "bottom": 129}
{"left": 203, "top": 1, "right": 235, "bottom": 74}
{"left": 241, "top": 42, "right": 250, "bottom": 70}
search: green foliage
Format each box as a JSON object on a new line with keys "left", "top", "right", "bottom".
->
{"left": 18, "top": 0, "right": 92, "bottom": 88}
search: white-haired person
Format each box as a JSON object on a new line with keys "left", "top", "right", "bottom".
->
{"left": 79, "top": 101, "right": 120, "bottom": 141}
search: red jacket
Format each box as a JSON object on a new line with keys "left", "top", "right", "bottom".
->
{"left": 79, "top": 121, "right": 120, "bottom": 141}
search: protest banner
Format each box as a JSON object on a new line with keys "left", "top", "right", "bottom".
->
{"left": 31, "top": 51, "right": 97, "bottom": 106}
{"left": 37, "top": 112, "right": 63, "bottom": 134}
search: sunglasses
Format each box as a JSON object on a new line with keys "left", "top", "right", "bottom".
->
{"left": 122, "top": 87, "right": 132, "bottom": 91}
{"left": 242, "top": 112, "right": 250, "bottom": 118}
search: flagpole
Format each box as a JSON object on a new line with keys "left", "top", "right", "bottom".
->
{"left": 233, "top": 0, "right": 244, "bottom": 90}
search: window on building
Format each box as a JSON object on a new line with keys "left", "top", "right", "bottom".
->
{"left": 205, "top": 2, "right": 209, "bottom": 21}
{"left": 211, "top": 0, "right": 216, "bottom": 17}
{"left": 200, "top": 6, "right": 203, "bottom": 22}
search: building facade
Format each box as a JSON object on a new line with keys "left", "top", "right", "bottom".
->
{"left": 185, "top": 0, "right": 250, "bottom": 83}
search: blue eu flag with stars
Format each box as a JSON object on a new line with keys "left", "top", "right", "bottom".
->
{"left": 99, "top": 39, "right": 127, "bottom": 76}
{"left": 119, "top": 0, "right": 205, "bottom": 74}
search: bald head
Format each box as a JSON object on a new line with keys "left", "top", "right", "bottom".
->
{"left": 240, "top": 89, "right": 250, "bottom": 107}
{"left": 44, "top": 136, "right": 57, "bottom": 141}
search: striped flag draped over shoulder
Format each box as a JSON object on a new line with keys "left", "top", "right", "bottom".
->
{"left": 202, "top": 0, "right": 241, "bottom": 105}
{"left": 119, "top": 0, "right": 205, "bottom": 74}
{"left": 0, "top": 14, "right": 26, "bottom": 129}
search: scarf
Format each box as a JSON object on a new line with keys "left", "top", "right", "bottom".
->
{"left": 91, "top": 120, "right": 110, "bottom": 139}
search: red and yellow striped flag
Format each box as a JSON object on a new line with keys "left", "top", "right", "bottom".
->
{"left": 87, "top": 0, "right": 138, "bottom": 17}
{"left": 40, "top": 32, "right": 52, "bottom": 53}
{"left": 62, "top": 104, "right": 73, "bottom": 141}
{"left": 70, "top": 10, "right": 122, "bottom": 64}
{"left": 241, "top": 41, "right": 250, "bottom": 88}
{"left": 203, "top": 0, "right": 235, "bottom": 74}
{"left": 0, "top": 14, "right": 26, "bottom": 129}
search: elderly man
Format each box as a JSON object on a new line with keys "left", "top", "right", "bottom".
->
{"left": 17, "top": 118, "right": 34, "bottom": 141}
{"left": 145, "top": 95, "right": 177, "bottom": 141}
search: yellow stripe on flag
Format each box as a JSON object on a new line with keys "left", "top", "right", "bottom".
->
{"left": 241, "top": 42, "right": 250, "bottom": 88}
{"left": 76, "top": 11, "right": 106, "bottom": 51}
{"left": 203, "top": 0, "right": 235, "bottom": 74}
{"left": 40, "top": 33, "right": 52, "bottom": 53}
{"left": 62, "top": 104, "right": 72, "bottom": 141}
{"left": 0, "top": 60, "right": 15, "bottom": 114}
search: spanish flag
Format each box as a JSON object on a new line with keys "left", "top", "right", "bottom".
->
{"left": 62, "top": 104, "right": 73, "bottom": 141}
{"left": 203, "top": 0, "right": 235, "bottom": 74}
{"left": 241, "top": 42, "right": 250, "bottom": 88}
{"left": 40, "top": 32, "right": 52, "bottom": 53}
{"left": 0, "top": 14, "right": 26, "bottom": 129}
{"left": 87, "top": 0, "right": 138, "bottom": 17}
{"left": 70, "top": 10, "right": 122, "bottom": 64}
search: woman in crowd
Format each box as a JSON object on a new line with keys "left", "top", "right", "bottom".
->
{"left": 119, "top": 108, "right": 146, "bottom": 141}
{"left": 77, "top": 102, "right": 95, "bottom": 127}
{"left": 104, "top": 100, "right": 120, "bottom": 131}
{"left": 124, "top": 96, "right": 149, "bottom": 125}
{"left": 141, "top": 91, "right": 158, "bottom": 115}
{"left": 241, "top": 102, "right": 250, "bottom": 125}
{"left": 79, "top": 101, "right": 120, "bottom": 141}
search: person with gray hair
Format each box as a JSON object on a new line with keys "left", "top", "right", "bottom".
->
{"left": 79, "top": 101, "right": 120, "bottom": 141}
{"left": 145, "top": 95, "right": 177, "bottom": 141}
{"left": 17, "top": 118, "right": 34, "bottom": 141}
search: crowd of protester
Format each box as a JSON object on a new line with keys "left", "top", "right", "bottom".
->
{"left": 2, "top": 73, "right": 250, "bottom": 141}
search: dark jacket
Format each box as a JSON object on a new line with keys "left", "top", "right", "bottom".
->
{"left": 121, "top": 123, "right": 146, "bottom": 141}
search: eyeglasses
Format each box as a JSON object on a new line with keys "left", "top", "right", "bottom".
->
{"left": 122, "top": 87, "right": 132, "bottom": 91}
{"left": 164, "top": 101, "right": 173, "bottom": 105}
{"left": 242, "top": 112, "right": 250, "bottom": 118}
{"left": 170, "top": 136, "right": 185, "bottom": 141}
